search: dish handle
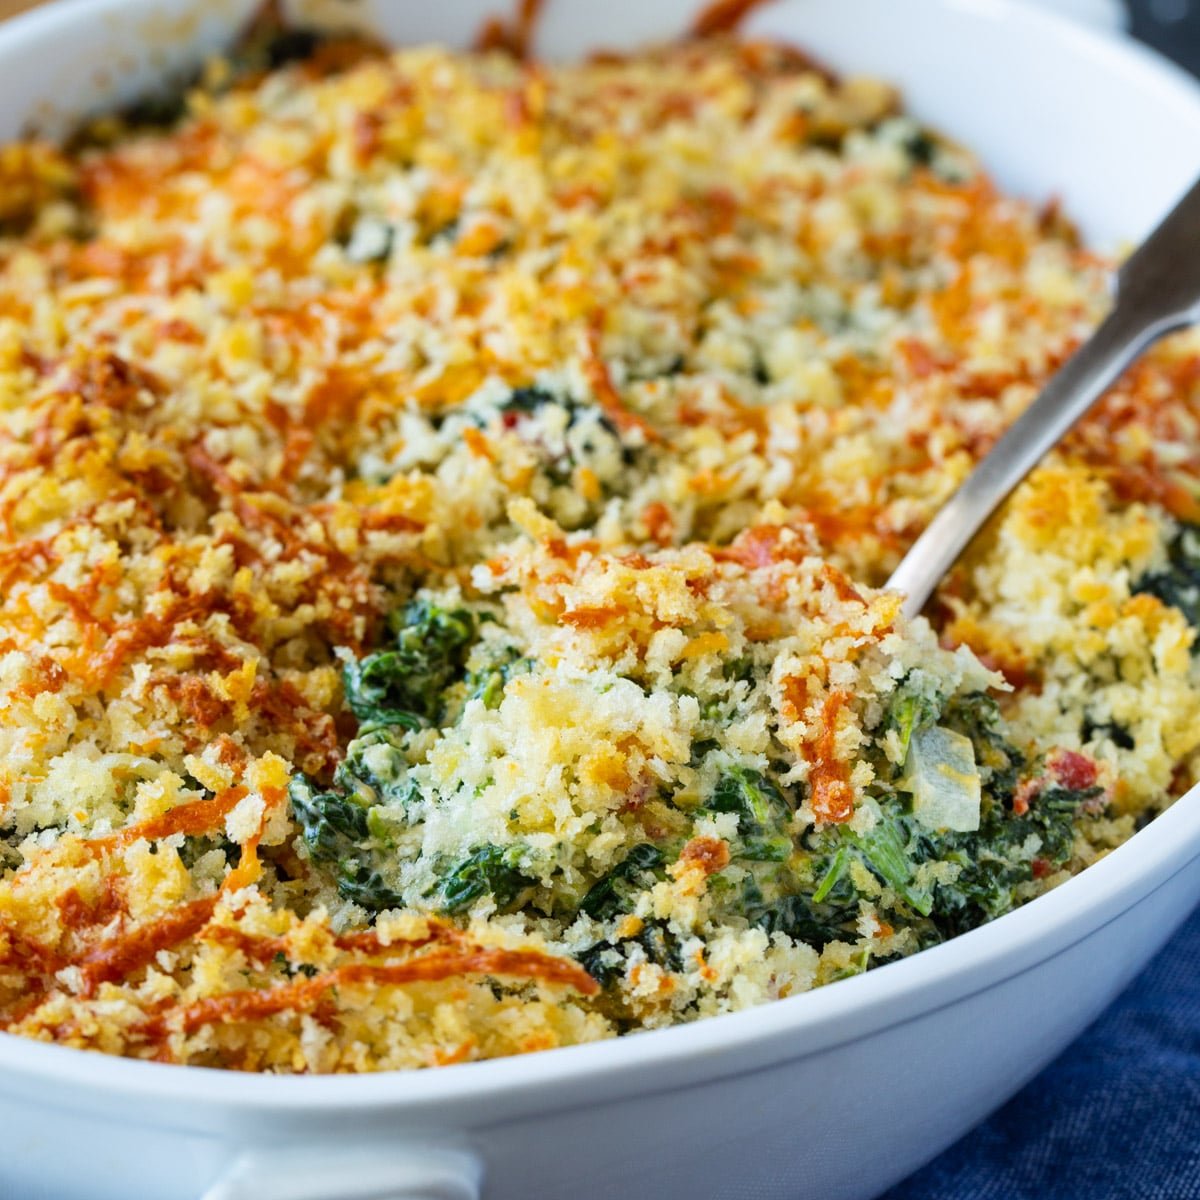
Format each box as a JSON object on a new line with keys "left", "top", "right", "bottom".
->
{"left": 200, "top": 1144, "right": 483, "bottom": 1200}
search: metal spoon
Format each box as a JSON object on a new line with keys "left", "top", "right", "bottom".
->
{"left": 888, "top": 175, "right": 1200, "bottom": 621}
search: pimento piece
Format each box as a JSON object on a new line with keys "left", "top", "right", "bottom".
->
{"left": 1047, "top": 748, "right": 1099, "bottom": 792}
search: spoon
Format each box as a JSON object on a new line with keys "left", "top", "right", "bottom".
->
{"left": 887, "top": 174, "right": 1200, "bottom": 621}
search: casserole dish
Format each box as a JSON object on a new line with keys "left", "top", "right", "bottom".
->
{"left": 0, "top": 0, "right": 1199, "bottom": 1197}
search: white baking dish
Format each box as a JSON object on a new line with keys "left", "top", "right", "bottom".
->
{"left": 1, "top": 2, "right": 1199, "bottom": 1198}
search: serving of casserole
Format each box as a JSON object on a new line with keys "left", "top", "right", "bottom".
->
{"left": 1, "top": 0, "right": 1199, "bottom": 1082}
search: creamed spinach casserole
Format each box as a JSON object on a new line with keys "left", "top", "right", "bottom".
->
{"left": 0, "top": 18, "right": 1197, "bottom": 1073}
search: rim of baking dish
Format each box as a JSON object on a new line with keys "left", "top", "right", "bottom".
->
{"left": 0, "top": 0, "right": 1197, "bottom": 1117}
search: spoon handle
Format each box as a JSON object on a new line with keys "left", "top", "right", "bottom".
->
{"left": 888, "top": 174, "right": 1200, "bottom": 621}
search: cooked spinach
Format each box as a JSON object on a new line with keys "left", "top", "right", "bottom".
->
{"left": 289, "top": 774, "right": 406, "bottom": 911}
{"left": 772, "top": 691, "right": 1093, "bottom": 953}
{"left": 338, "top": 728, "right": 422, "bottom": 810}
{"left": 497, "top": 386, "right": 614, "bottom": 435}
{"left": 913, "top": 779, "right": 1093, "bottom": 936}
{"left": 721, "top": 656, "right": 756, "bottom": 683}
{"left": 121, "top": 88, "right": 193, "bottom": 131}
{"left": 748, "top": 890, "right": 858, "bottom": 951}
{"left": 577, "top": 940, "right": 624, "bottom": 988}
{"left": 436, "top": 844, "right": 536, "bottom": 913}
{"left": 341, "top": 656, "right": 426, "bottom": 730}
{"left": 868, "top": 696, "right": 1066, "bottom": 931}
{"left": 344, "top": 601, "right": 477, "bottom": 727}
{"left": 578, "top": 919, "right": 684, "bottom": 988}
{"left": 1082, "top": 716, "right": 1135, "bottom": 751}
{"left": 868, "top": 776, "right": 1093, "bottom": 937}
{"left": 291, "top": 774, "right": 369, "bottom": 848}
{"left": 288, "top": 722, "right": 421, "bottom": 909}
{"left": 903, "top": 129, "right": 937, "bottom": 166}
{"left": 707, "top": 767, "right": 796, "bottom": 865}
{"left": 464, "top": 647, "right": 530, "bottom": 711}
{"left": 499, "top": 386, "right": 558, "bottom": 415}
{"left": 579, "top": 844, "right": 665, "bottom": 920}
{"left": 293, "top": 599, "right": 518, "bottom": 910}
{"left": 702, "top": 766, "right": 858, "bottom": 945}
{"left": 881, "top": 676, "right": 942, "bottom": 763}
{"left": 850, "top": 812, "right": 935, "bottom": 915}
{"left": 495, "top": 386, "right": 629, "bottom": 465}
{"left": 273, "top": 952, "right": 321, "bottom": 980}
{"left": 1135, "top": 523, "right": 1200, "bottom": 642}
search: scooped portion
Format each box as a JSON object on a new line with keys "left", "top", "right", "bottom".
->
{"left": 0, "top": 17, "right": 1198, "bottom": 1071}
{"left": 286, "top": 510, "right": 1127, "bottom": 1029}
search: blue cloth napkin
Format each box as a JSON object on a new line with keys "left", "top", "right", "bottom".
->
{"left": 882, "top": 903, "right": 1200, "bottom": 1200}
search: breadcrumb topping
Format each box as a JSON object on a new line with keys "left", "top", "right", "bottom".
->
{"left": 0, "top": 27, "right": 1197, "bottom": 1073}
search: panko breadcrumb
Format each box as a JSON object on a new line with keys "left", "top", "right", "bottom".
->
{"left": 0, "top": 19, "right": 1198, "bottom": 1073}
